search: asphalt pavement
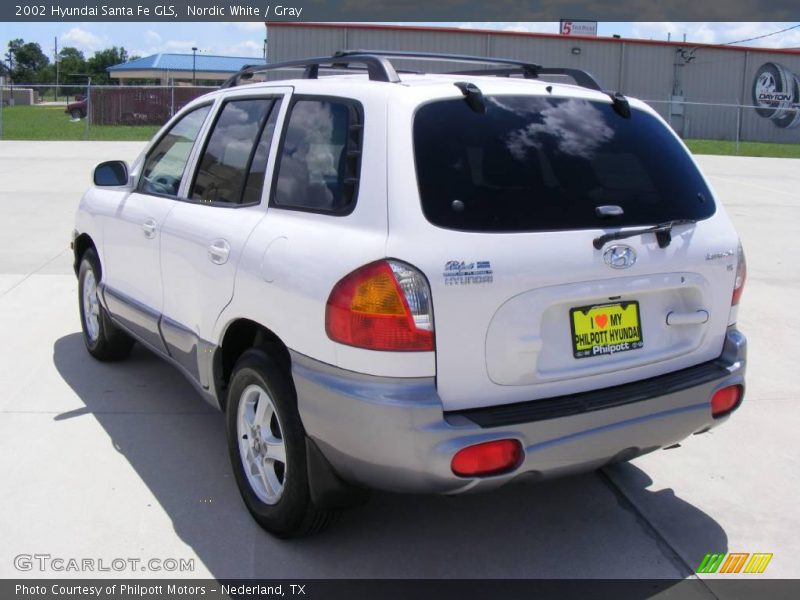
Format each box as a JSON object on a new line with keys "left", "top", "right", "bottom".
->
{"left": 0, "top": 142, "right": 797, "bottom": 589}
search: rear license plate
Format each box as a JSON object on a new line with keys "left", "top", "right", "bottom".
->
{"left": 570, "top": 301, "right": 644, "bottom": 359}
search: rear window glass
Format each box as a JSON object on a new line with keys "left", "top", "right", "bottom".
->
{"left": 413, "top": 96, "right": 715, "bottom": 232}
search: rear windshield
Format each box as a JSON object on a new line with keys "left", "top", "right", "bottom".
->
{"left": 413, "top": 95, "right": 715, "bottom": 232}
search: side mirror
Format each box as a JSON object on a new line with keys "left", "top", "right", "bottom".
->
{"left": 94, "top": 160, "right": 129, "bottom": 187}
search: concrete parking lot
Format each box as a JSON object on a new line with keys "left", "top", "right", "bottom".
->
{"left": 0, "top": 142, "right": 797, "bottom": 588}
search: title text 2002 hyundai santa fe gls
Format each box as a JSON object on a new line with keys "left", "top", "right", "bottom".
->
{"left": 72, "top": 51, "right": 747, "bottom": 537}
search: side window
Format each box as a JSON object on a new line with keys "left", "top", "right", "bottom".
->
{"left": 139, "top": 105, "right": 211, "bottom": 197}
{"left": 191, "top": 98, "right": 279, "bottom": 205}
{"left": 241, "top": 101, "right": 282, "bottom": 206}
{"left": 273, "top": 98, "right": 362, "bottom": 213}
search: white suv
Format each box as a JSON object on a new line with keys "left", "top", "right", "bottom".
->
{"left": 72, "top": 51, "right": 747, "bottom": 537}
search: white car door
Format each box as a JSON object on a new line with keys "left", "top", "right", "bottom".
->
{"left": 101, "top": 103, "right": 213, "bottom": 352}
{"left": 159, "top": 91, "right": 288, "bottom": 386}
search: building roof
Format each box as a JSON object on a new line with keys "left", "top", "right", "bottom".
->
{"left": 108, "top": 53, "right": 265, "bottom": 74}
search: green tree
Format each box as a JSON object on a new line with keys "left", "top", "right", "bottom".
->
{"left": 87, "top": 47, "right": 129, "bottom": 84}
{"left": 8, "top": 39, "right": 51, "bottom": 83}
{"left": 57, "top": 47, "right": 86, "bottom": 96}
{"left": 57, "top": 47, "right": 86, "bottom": 77}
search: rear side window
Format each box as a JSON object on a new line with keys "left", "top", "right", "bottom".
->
{"left": 191, "top": 98, "right": 280, "bottom": 205}
{"left": 140, "top": 105, "right": 211, "bottom": 197}
{"left": 272, "top": 98, "right": 362, "bottom": 214}
{"left": 414, "top": 96, "right": 715, "bottom": 232}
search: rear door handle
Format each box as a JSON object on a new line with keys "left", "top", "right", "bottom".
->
{"left": 208, "top": 239, "right": 231, "bottom": 265}
{"left": 666, "top": 310, "right": 709, "bottom": 326}
{"left": 142, "top": 218, "right": 157, "bottom": 239}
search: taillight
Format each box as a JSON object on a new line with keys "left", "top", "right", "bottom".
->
{"left": 711, "top": 384, "right": 743, "bottom": 418}
{"left": 325, "top": 260, "right": 434, "bottom": 351}
{"left": 732, "top": 242, "right": 746, "bottom": 306}
{"left": 451, "top": 439, "right": 523, "bottom": 477}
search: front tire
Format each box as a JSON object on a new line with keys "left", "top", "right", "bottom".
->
{"left": 78, "top": 248, "right": 134, "bottom": 361}
{"left": 226, "top": 348, "right": 333, "bottom": 537}
{"left": 70, "top": 109, "right": 82, "bottom": 120}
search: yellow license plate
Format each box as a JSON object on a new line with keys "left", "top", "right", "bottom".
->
{"left": 570, "top": 301, "right": 644, "bottom": 359}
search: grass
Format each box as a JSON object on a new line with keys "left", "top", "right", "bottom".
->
{"left": 0, "top": 105, "right": 159, "bottom": 141}
{"left": 683, "top": 138, "right": 800, "bottom": 158}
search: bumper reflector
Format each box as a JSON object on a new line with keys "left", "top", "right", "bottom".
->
{"left": 451, "top": 439, "right": 523, "bottom": 477}
{"left": 711, "top": 385, "right": 743, "bottom": 418}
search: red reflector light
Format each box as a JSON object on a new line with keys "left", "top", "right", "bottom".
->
{"left": 451, "top": 439, "right": 523, "bottom": 477}
{"left": 711, "top": 385, "right": 742, "bottom": 418}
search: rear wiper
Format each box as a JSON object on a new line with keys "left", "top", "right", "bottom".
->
{"left": 593, "top": 219, "right": 697, "bottom": 250}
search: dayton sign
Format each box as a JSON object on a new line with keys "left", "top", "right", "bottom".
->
{"left": 753, "top": 62, "right": 800, "bottom": 129}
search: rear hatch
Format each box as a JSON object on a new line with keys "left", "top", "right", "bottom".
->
{"left": 389, "top": 92, "right": 740, "bottom": 412}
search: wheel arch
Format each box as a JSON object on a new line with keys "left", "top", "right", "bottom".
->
{"left": 73, "top": 233, "right": 99, "bottom": 277}
{"left": 214, "top": 318, "right": 292, "bottom": 410}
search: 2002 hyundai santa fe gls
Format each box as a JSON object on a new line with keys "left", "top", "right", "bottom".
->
{"left": 72, "top": 51, "right": 747, "bottom": 537}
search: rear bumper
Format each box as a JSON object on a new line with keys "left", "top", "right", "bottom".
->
{"left": 292, "top": 327, "right": 746, "bottom": 494}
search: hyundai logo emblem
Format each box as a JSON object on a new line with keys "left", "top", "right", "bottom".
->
{"left": 603, "top": 245, "right": 637, "bottom": 269}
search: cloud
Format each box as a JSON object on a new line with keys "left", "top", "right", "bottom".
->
{"left": 227, "top": 22, "right": 267, "bottom": 32}
{"left": 164, "top": 40, "right": 199, "bottom": 52}
{"left": 500, "top": 23, "right": 558, "bottom": 34}
{"left": 61, "top": 27, "right": 104, "bottom": 53}
{"left": 145, "top": 30, "right": 162, "bottom": 45}
{"left": 630, "top": 22, "right": 800, "bottom": 48}
{"left": 221, "top": 40, "right": 264, "bottom": 57}
{"left": 456, "top": 22, "right": 557, "bottom": 34}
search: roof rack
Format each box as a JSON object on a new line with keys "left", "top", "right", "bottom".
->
{"left": 220, "top": 53, "right": 402, "bottom": 87}
{"left": 221, "top": 49, "right": 606, "bottom": 93}
{"left": 448, "top": 66, "right": 603, "bottom": 91}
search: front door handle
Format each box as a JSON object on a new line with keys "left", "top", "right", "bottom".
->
{"left": 142, "top": 218, "right": 157, "bottom": 239}
{"left": 208, "top": 239, "right": 231, "bottom": 265}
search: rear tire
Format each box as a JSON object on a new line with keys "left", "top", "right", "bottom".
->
{"left": 226, "top": 348, "right": 334, "bottom": 537}
{"left": 78, "top": 248, "right": 134, "bottom": 361}
{"left": 70, "top": 109, "right": 82, "bottom": 120}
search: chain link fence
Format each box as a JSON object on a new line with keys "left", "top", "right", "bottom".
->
{"left": 0, "top": 81, "right": 798, "bottom": 153}
{"left": 644, "top": 98, "right": 800, "bottom": 152}
{"left": 0, "top": 82, "right": 216, "bottom": 141}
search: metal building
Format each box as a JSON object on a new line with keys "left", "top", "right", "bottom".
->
{"left": 265, "top": 23, "right": 800, "bottom": 144}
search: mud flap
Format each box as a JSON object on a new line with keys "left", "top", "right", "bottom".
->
{"left": 305, "top": 437, "right": 370, "bottom": 509}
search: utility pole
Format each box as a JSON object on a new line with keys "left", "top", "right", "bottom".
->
{"left": 85, "top": 75, "right": 91, "bottom": 140}
{"left": 5, "top": 51, "right": 13, "bottom": 105}
{"left": 54, "top": 36, "right": 59, "bottom": 102}
{"left": 192, "top": 47, "right": 197, "bottom": 86}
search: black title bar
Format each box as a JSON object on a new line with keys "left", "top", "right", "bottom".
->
{"left": 5, "top": 579, "right": 800, "bottom": 600}
{"left": 3, "top": 0, "right": 800, "bottom": 22}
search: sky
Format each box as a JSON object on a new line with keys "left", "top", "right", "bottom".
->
{"left": 1, "top": 22, "right": 799, "bottom": 62}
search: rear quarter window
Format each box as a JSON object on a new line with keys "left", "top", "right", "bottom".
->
{"left": 271, "top": 97, "right": 363, "bottom": 214}
{"left": 413, "top": 95, "right": 715, "bottom": 232}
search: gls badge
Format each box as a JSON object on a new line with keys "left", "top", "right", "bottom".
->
{"left": 603, "top": 245, "right": 637, "bottom": 269}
